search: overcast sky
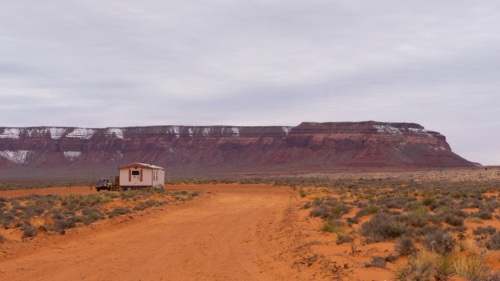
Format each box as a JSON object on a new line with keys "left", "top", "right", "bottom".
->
{"left": 1, "top": 1, "right": 499, "bottom": 165}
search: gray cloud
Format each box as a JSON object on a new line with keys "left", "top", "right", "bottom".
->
{"left": 0, "top": 1, "right": 499, "bottom": 165}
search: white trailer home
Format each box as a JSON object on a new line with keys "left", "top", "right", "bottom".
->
{"left": 118, "top": 162, "right": 165, "bottom": 189}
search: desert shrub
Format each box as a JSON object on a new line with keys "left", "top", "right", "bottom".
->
{"left": 355, "top": 205, "right": 379, "bottom": 218}
{"left": 329, "top": 204, "right": 350, "bottom": 219}
{"left": 444, "top": 214, "right": 464, "bottom": 227}
{"left": 135, "top": 199, "right": 165, "bottom": 211}
{"left": 364, "top": 205, "right": 380, "bottom": 214}
{"left": 395, "top": 235, "right": 416, "bottom": 256}
{"left": 119, "top": 190, "right": 141, "bottom": 201}
{"left": 346, "top": 217, "right": 359, "bottom": 225}
{"left": 50, "top": 208, "right": 64, "bottom": 220}
{"left": 309, "top": 206, "right": 330, "bottom": 219}
{"left": 393, "top": 249, "right": 438, "bottom": 281}
{"left": 144, "top": 199, "right": 164, "bottom": 207}
{"left": 451, "top": 208, "right": 468, "bottom": 218}
{"left": 108, "top": 207, "right": 132, "bottom": 218}
{"left": 385, "top": 196, "right": 416, "bottom": 209}
{"left": 361, "top": 213, "right": 406, "bottom": 242}
{"left": 172, "top": 190, "right": 200, "bottom": 201}
{"left": 421, "top": 196, "right": 435, "bottom": 206}
{"left": 435, "top": 254, "right": 455, "bottom": 280}
{"left": 21, "top": 223, "right": 37, "bottom": 239}
{"left": 52, "top": 217, "right": 78, "bottom": 234}
{"left": 404, "top": 213, "right": 429, "bottom": 228}
{"left": 473, "top": 226, "right": 496, "bottom": 236}
{"left": 476, "top": 208, "right": 493, "bottom": 220}
{"left": 365, "top": 256, "right": 386, "bottom": 268}
{"left": 81, "top": 207, "right": 104, "bottom": 225}
{"left": 354, "top": 201, "right": 368, "bottom": 209}
{"left": 0, "top": 212, "right": 15, "bottom": 228}
{"left": 413, "top": 225, "right": 439, "bottom": 237}
{"left": 451, "top": 225, "right": 467, "bottom": 235}
{"left": 429, "top": 199, "right": 451, "bottom": 211}
{"left": 404, "top": 201, "right": 425, "bottom": 212}
{"left": 321, "top": 219, "right": 344, "bottom": 233}
{"left": 20, "top": 205, "right": 46, "bottom": 219}
{"left": 459, "top": 198, "right": 483, "bottom": 209}
{"left": 296, "top": 188, "right": 306, "bottom": 198}
{"left": 81, "top": 194, "right": 113, "bottom": 206}
{"left": 423, "top": 228, "right": 455, "bottom": 254}
{"left": 426, "top": 214, "right": 443, "bottom": 225}
{"left": 336, "top": 232, "right": 355, "bottom": 245}
{"left": 9, "top": 207, "right": 23, "bottom": 218}
{"left": 302, "top": 202, "right": 313, "bottom": 209}
{"left": 484, "top": 197, "right": 499, "bottom": 211}
{"left": 453, "top": 251, "right": 495, "bottom": 280}
{"left": 485, "top": 232, "right": 500, "bottom": 250}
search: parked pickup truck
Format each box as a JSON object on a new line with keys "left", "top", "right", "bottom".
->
{"left": 95, "top": 178, "right": 112, "bottom": 192}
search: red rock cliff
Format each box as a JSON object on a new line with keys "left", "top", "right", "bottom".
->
{"left": 0, "top": 121, "right": 474, "bottom": 178}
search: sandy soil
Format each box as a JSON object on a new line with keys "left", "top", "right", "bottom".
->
{"left": 1, "top": 173, "right": 499, "bottom": 280}
{"left": 0, "top": 184, "right": 327, "bottom": 281}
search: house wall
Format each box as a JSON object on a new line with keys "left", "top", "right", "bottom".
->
{"left": 119, "top": 167, "right": 153, "bottom": 186}
{"left": 153, "top": 169, "right": 165, "bottom": 188}
{"left": 119, "top": 166, "right": 165, "bottom": 188}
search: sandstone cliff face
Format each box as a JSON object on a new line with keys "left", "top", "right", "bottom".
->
{"left": 0, "top": 121, "right": 474, "bottom": 178}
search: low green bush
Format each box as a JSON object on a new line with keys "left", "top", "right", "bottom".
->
{"left": 108, "top": 207, "right": 132, "bottom": 218}
{"left": 361, "top": 213, "right": 406, "bottom": 242}
{"left": 486, "top": 232, "right": 500, "bottom": 250}
{"left": 423, "top": 228, "right": 455, "bottom": 254}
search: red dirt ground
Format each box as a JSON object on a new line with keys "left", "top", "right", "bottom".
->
{"left": 0, "top": 184, "right": 331, "bottom": 281}
{"left": 1, "top": 176, "right": 499, "bottom": 280}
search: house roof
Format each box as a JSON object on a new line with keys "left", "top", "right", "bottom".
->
{"left": 119, "top": 162, "right": 164, "bottom": 170}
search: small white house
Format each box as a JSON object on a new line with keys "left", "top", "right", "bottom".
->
{"left": 118, "top": 162, "right": 165, "bottom": 189}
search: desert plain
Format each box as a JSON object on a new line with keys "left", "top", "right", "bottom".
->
{"left": 0, "top": 167, "right": 499, "bottom": 280}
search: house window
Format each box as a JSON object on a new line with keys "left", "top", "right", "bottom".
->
{"left": 132, "top": 171, "right": 140, "bottom": 176}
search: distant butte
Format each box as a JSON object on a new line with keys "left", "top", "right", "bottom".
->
{"left": 0, "top": 121, "right": 475, "bottom": 179}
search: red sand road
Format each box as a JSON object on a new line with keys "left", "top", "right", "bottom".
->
{"left": 0, "top": 184, "right": 319, "bottom": 281}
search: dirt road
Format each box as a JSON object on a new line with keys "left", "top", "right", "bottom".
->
{"left": 0, "top": 184, "right": 315, "bottom": 281}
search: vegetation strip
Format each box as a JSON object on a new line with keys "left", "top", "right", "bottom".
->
{"left": 0, "top": 189, "right": 200, "bottom": 241}
{"left": 299, "top": 177, "right": 500, "bottom": 280}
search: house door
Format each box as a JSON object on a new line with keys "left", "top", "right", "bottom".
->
{"left": 130, "top": 169, "right": 142, "bottom": 185}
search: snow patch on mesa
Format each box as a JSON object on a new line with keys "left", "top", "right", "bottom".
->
{"left": 0, "top": 128, "right": 21, "bottom": 139}
{"left": 221, "top": 127, "right": 240, "bottom": 137}
{"left": 107, "top": 128, "right": 124, "bottom": 139}
{"left": 374, "top": 125, "right": 402, "bottom": 135}
{"left": 26, "top": 128, "right": 46, "bottom": 138}
{"left": 432, "top": 145, "right": 447, "bottom": 151}
{"left": 230, "top": 127, "right": 240, "bottom": 137}
{"left": 169, "top": 126, "right": 180, "bottom": 138}
{"left": 282, "top": 126, "right": 292, "bottom": 134}
{"left": 67, "top": 128, "right": 96, "bottom": 139}
{"left": 409, "top": 128, "right": 432, "bottom": 137}
{"left": 202, "top": 128, "right": 211, "bottom": 137}
{"left": 64, "top": 151, "right": 82, "bottom": 160}
{"left": 48, "top": 128, "right": 66, "bottom": 139}
{"left": 0, "top": 150, "right": 31, "bottom": 164}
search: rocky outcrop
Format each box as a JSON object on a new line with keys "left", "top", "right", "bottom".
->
{"left": 0, "top": 121, "right": 475, "bottom": 179}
